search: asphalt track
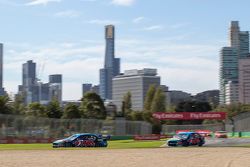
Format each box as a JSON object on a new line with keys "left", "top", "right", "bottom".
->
{"left": 161, "top": 137, "right": 250, "bottom": 147}
{"left": 1, "top": 138, "right": 250, "bottom": 167}
{"left": 204, "top": 138, "right": 250, "bottom": 147}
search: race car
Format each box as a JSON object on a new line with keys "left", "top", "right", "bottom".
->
{"left": 167, "top": 132, "right": 205, "bottom": 147}
{"left": 52, "top": 133, "right": 109, "bottom": 148}
{"left": 214, "top": 131, "right": 228, "bottom": 138}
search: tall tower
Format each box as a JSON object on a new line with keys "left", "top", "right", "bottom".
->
{"left": 22, "top": 60, "right": 36, "bottom": 87}
{"left": 230, "top": 21, "right": 240, "bottom": 49}
{"left": 0, "top": 43, "right": 5, "bottom": 96}
{"left": 219, "top": 21, "right": 250, "bottom": 104}
{"left": 20, "top": 60, "right": 37, "bottom": 104}
{"left": 230, "top": 21, "right": 249, "bottom": 58}
{"left": 99, "top": 25, "right": 120, "bottom": 100}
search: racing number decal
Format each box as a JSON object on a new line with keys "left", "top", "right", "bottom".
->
{"left": 82, "top": 140, "right": 95, "bottom": 147}
{"left": 190, "top": 138, "right": 200, "bottom": 144}
{"left": 75, "top": 140, "right": 95, "bottom": 147}
{"left": 74, "top": 140, "right": 82, "bottom": 147}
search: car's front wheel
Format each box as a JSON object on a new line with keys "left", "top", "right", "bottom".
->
{"left": 64, "top": 142, "right": 73, "bottom": 147}
{"left": 182, "top": 141, "right": 189, "bottom": 147}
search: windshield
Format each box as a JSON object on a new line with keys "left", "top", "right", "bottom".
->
{"left": 174, "top": 134, "right": 189, "bottom": 139}
{"left": 65, "top": 134, "right": 79, "bottom": 141}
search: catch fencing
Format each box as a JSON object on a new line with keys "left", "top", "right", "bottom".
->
{"left": 0, "top": 114, "right": 152, "bottom": 139}
{"left": 162, "top": 123, "right": 225, "bottom": 134}
{"left": 231, "top": 112, "right": 250, "bottom": 132}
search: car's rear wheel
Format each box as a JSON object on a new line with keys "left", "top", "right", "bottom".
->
{"left": 198, "top": 141, "right": 204, "bottom": 147}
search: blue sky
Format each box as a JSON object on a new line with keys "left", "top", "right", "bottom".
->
{"left": 0, "top": 0, "right": 250, "bottom": 100}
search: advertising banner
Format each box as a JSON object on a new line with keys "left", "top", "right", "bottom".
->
{"left": 152, "top": 112, "right": 226, "bottom": 120}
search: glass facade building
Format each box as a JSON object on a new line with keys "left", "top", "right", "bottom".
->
{"left": 19, "top": 61, "right": 62, "bottom": 105}
{"left": 219, "top": 21, "right": 250, "bottom": 104}
{"left": 99, "top": 25, "right": 120, "bottom": 100}
{"left": 0, "top": 43, "right": 5, "bottom": 95}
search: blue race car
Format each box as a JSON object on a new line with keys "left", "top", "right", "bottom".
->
{"left": 167, "top": 132, "right": 205, "bottom": 147}
{"left": 52, "top": 133, "right": 109, "bottom": 148}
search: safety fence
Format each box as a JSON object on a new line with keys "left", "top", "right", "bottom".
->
{"left": 0, "top": 114, "right": 152, "bottom": 139}
{"left": 162, "top": 123, "right": 225, "bottom": 134}
{"left": 232, "top": 112, "right": 250, "bottom": 132}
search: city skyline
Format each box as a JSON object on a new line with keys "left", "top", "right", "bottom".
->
{"left": 1, "top": 0, "right": 250, "bottom": 100}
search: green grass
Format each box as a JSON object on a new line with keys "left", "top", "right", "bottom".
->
{"left": 0, "top": 140, "right": 166, "bottom": 151}
{"left": 108, "top": 140, "right": 165, "bottom": 149}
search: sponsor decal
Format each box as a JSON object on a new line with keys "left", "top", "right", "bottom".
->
{"left": 74, "top": 140, "right": 96, "bottom": 147}
{"left": 153, "top": 112, "right": 226, "bottom": 120}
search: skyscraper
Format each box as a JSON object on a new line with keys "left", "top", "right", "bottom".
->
{"left": 49, "top": 74, "right": 62, "bottom": 104}
{"left": 219, "top": 47, "right": 238, "bottom": 104}
{"left": 0, "top": 43, "right": 5, "bottom": 96}
{"left": 239, "top": 58, "right": 250, "bottom": 104}
{"left": 220, "top": 21, "right": 250, "bottom": 104}
{"left": 20, "top": 60, "right": 38, "bottom": 104}
{"left": 22, "top": 60, "right": 36, "bottom": 87}
{"left": 19, "top": 61, "right": 63, "bottom": 105}
{"left": 99, "top": 25, "right": 120, "bottom": 100}
{"left": 82, "top": 84, "right": 92, "bottom": 96}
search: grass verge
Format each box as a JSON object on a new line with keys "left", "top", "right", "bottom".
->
{"left": 0, "top": 140, "right": 166, "bottom": 151}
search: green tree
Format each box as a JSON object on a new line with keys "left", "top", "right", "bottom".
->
{"left": 123, "top": 92, "right": 132, "bottom": 111}
{"left": 175, "top": 101, "right": 212, "bottom": 124}
{"left": 144, "top": 85, "right": 156, "bottom": 111}
{"left": 150, "top": 87, "right": 166, "bottom": 112}
{"left": 80, "top": 92, "right": 106, "bottom": 119}
{"left": 12, "top": 94, "right": 25, "bottom": 115}
{"left": 46, "top": 99, "right": 62, "bottom": 118}
{"left": 0, "top": 96, "right": 12, "bottom": 114}
{"left": 122, "top": 92, "right": 132, "bottom": 117}
{"left": 27, "top": 102, "right": 47, "bottom": 117}
{"left": 214, "top": 103, "right": 250, "bottom": 120}
{"left": 62, "top": 103, "right": 81, "bottom": 119}
{"left": 175, "top": 101, "right": 211, "bottom": 113}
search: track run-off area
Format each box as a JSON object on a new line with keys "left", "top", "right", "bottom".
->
{"left": 1, "top": 138, "right": 250, "bottom": 167}
{"left": 1, "top": 148, "right": 250, "bottom": 167}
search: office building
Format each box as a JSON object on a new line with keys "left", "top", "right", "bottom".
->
{"left": 82, "top": 84, "right": 100, "bottom": 97}
{"left": 219, "top": 21, "right": 250, "bottom": 104}
{"left": 82, "top": 84, "right": 92, "bottom": 96}
{"left": 19, "top": 61, "right": 62, "bottom": 105}
{"left": 91, "top": 85, "right": 99, "bottom": 95}
{"left": 38, "top": 82, "right": 49, "bottom": 105}
{"left": 49, "top": 74, "right": 62, "bottom": 103}
{"left": 112, "top": 68, "right": 160, "bottom": 111}
{"left": 225, "top": 81, "right": 239, "bottom": 104}
{"left": 19, "top": 60, "right": 38, "bottom": 104}
{"left": 0, "top": 43, "right": 5, "bottom": 95}
{"left": 99, "top": 25, "right": 120, "bottom": 100}
{"left": 194, "top": 90, "right": 219, "bottom": 107}
{"left": 166, "top": 90, "right": 192, "bottom": 107}
{"left": 239, "top": 58, "right": 250, "bottom": 104}
{"left": 219, "top": 47, "right": 238, "bottom": 104}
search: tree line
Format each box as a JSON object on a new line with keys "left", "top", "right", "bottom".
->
{"left": 0, "top": 92, "right": 106, "bottom": 119}
{"left": 0, "top": 85, "right": 249, "bottom": 124}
